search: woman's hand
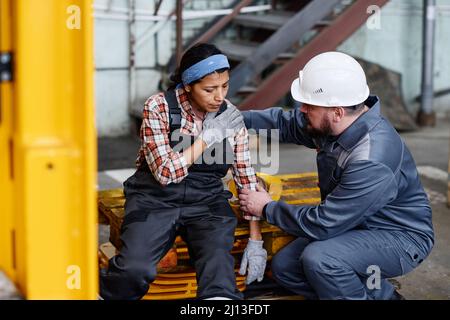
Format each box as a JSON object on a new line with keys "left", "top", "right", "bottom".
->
{"left": 239, "top": 238, "right": 267, "bottom": 285}
{"left": 200, "top": 105, "right": 244, "bottom": 147}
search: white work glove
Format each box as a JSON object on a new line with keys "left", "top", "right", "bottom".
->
{"left": 239, "top": 239, "right": 267, "bottom": 285}
{"left": 200, "top": 105, "right": 244, "bottom": 148}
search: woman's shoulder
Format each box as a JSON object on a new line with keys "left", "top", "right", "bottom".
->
{"left": 143, "top": 92, "right": 169, "bottom": 114}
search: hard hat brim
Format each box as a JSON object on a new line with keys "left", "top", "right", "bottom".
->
{"left": 290, "top": 78, "right": 303, "bottom": 102}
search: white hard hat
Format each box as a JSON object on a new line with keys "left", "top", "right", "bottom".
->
{"left": 291, "top": 51, "right": 370, "bottom": 107}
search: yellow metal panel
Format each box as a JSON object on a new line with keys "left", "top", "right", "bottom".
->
{"left": 0, "top": 0, "right": 16, "bottom": 282}
{"left": 11, "top": 0, "right": 97, "bottom": 299}
{"left": 18, "top": 148, "right": 95, "bottom": 298}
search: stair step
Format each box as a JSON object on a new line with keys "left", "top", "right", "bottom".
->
{"left": 218, "top": 41, "right": 296, "bottom": 62}
{"left": 238, "top": 85, "right": 258, "bottom": 94}
{"left": 315, "top": 19, "right": 333, "bottom": 27}
{"left": 234, "top": 10, "right": 295, "bottom": 31}
{"left": 217, "top": 41, "right": 259, "bottom": 61}
{"left": 276, "top": 52, "right": 296, "bottom": 60}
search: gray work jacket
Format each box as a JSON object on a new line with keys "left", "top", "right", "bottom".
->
{"left": 243, "top": 96, "right": 434, "bottom": 253}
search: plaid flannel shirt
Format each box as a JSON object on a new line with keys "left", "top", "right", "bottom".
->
{"left": 135, "top": 88, "right": 261, "bottom": 220}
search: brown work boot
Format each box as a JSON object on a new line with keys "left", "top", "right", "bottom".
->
{"left": 390, "top": 290, "right": 406, "bottom": 300}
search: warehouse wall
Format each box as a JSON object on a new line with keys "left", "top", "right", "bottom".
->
{"left": 338, "top": 0, "right": 450, "bottom": 117}
{"left": 94, "top": 0, "right": 450, "bottom": 137}
{"left": 94, "top": 0, "right": 236, "bottom": 137}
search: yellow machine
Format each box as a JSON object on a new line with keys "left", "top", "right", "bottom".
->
{"left": 0, "top": 0, "right": 98, "bottom": 299}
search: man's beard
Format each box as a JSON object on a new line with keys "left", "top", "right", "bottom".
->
{"left": 304, "top": 115, "right": 333, "bottom": 139}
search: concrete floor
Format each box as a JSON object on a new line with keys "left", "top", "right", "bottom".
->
{"left": 1, "top": 116, "right": 448, "bottom": 300}
{"left": 388, "top": 118, "right": 450, "bottom": 300}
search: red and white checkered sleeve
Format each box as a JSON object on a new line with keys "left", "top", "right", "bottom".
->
{"left": 231, "top": 126, "right": 262, "bottom": 221}
{"left": 140, "top": 97, "right": 188, "bottom": 186}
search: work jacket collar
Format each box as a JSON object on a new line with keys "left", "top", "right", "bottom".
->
{"left": 335, "top": 96, "right": 383, "bottom": 151}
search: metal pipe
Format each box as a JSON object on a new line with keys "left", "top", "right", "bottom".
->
{"left": 92, "top": 3, "right": 450, "bottom": 17}
{"left": 419, "top": 0, "right": 436, "bottom": 118}
{"left": 92, "top": 5, "right": 271, "bottom": 21}
{"left": 128, "top": 0, "right": 137, "bottom": 118}
{"left": 176, "top": 0, "right": 183, "bottom": 66}
{"left": 271, "top": 0, "right": 277, "bottom": 11}
{"left": 95, "top": 66, "right": 155, "bottom": 71}
{"left": 136, "top": 0, "right": 192, "bottom": 49}
{"left": 193, "top": 0, "right": 253, "bottom": 46}
{"left": 154, "top": 0, "right": 164, "bottom": 16}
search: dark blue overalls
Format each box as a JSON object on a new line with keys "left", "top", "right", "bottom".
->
{"left": 100, "top": 90, "right": 243, "bottom": 300}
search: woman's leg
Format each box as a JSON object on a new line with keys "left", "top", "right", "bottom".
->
{"left": 100, "top": 208, "right": 180, "bottom": 300}
{"left": 180, "top": 203, "right": 242, "bottom": 300}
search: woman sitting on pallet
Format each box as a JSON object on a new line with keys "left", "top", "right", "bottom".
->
{"left": 100, "top": 43, "right": 267, "bottom": 300}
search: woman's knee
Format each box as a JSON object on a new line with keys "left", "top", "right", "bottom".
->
{"left": 101, "top": 258, "right": 157, "bottom": 300}
{"left": 112, "top": 256, "right": 157, "bottom": 286}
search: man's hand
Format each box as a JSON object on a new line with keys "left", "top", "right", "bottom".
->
{"left": 239, "top": 239, "right": 267, "bottom": 285}
{"left": 239, "top": 185, "right": 272, "bottom": 218}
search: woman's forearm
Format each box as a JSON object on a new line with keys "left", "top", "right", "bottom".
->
{"left": 249, "top": 220, "right": 262, "bottom": 241}
{"left": 182, "top": 137, "right": 208, "bottom": 167}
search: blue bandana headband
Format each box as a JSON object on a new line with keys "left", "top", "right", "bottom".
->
{"left": 181, "top": 54, "right": 230, "bottom": 86}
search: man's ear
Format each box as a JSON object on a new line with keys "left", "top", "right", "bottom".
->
{"left": 185, "top": 85, "right": 191, "bottom": 93}
{"left": 333, "top": 107, "right": 345, "bottom": 122}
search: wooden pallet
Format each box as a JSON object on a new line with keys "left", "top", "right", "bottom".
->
{"left": 228, "top": 172, "right": 321, "bottom": 218}
{"left": 98, "top": 172, "right": 321, "bottom": 293}
{"left": 144, "top": 273, "right": 247, "bottom": 300}
{"left": 98, "top": 172, "right": 320, "bottom": 253}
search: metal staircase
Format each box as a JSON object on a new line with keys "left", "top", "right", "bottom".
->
{"left": 165, "top": 0, "right": 389, "bottom": 109}
{"left": 222, "top": 0, "right": 344, "bottom": 100}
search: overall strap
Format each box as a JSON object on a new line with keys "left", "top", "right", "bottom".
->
{"left": 164, "top": 90, "right": 182, "bottom": 134}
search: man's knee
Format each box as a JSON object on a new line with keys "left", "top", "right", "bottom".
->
{"left": 301, "top": 242, "right": 341, "bottom": 275}
{"left": 271, "top": 247, "right": 302, "bottom": 285}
